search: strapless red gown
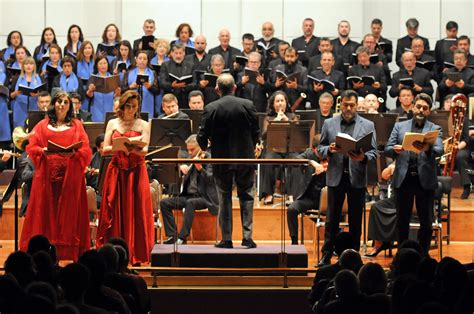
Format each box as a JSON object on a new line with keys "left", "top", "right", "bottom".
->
{"left": 97, "top": 130, "right": 154, "bottom": 264}
{"left": 20, "top": 119, "right": 92, "bottom": 261}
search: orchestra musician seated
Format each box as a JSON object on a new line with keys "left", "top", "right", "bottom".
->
{"left": 161, "top": 134, "right": 218, "bottom": 245}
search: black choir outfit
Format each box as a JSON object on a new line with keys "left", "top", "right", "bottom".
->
{"left": 389, "top": 67, "right": 434, "bottom": 100}
{"left": 395, "top": 35, "right": 430, "bottom": 67}
{"left": 307, "top": 68, "right": 345, "bottom": 108}
{"left": 270, "top": 63, "right": 308, "bottom": 110}
{"left": 330, "top": 38, "right": 360, "bottom": 67}
{"left": 159, "top": 58, "right": 197, "bottom": 109}
{"left": 347, "top": 63, "right": 387, "bottom": 99}
{"left": 291, "top": 35, "right": 320, "bottom": 68}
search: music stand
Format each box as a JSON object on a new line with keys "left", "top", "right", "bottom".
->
{"left": 147, "top": 146, "right": 181, "bottom": 185}
{"left": 267, "top": 120, "right": 315, "bottom": 154}
{"left": 359, "top": 113, "right": 398, "bottom": 147}
{"left": 180, "top": 109, "right": 203, "bottom": 134}
{"left": 27, "top": 111, "right": 47, "bottom": 131}
{"left": 266, "top": 120, "right": 315, "bottom": 267}
{"left": 104, "top": 112, "right": 149, "bottom": 131}
{"left": 83, "top": 122, "right": 105, "bottom": 150}
{"left": 149, "top": 119, "right": 192, "bottom": 148}
{"left": 0, "top": 168, "right": 22, "bottom": 250}
{"left": 429, "top": 110, "right": 453, "bottom": 138}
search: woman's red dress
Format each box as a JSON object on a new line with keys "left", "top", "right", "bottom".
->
{"left": 20, "top": 119, "right": 92, "bottom": 261}
{"left": 96, "top": 130, "right": 154, "bottom": 264}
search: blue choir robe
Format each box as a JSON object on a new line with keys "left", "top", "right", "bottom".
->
{"left": 52, "top": 72, "right": 83, "bottom": 97}
{"left": 75, "top": 60, "right": 94, "bottom": 110}
{"left": 88, "top": 72, "right": 114, "bottom": 122}
{"left": 2, "top": 46, "right": 15, "bottom": 62}
{"left": 41, "top": 60, "right": 62, "bottom": 93}
{"left": 11, "top": 74, "right": 43, "bottom": 128}
{"left": 125, "top": 67, "right": 157, "bottom": 117}
{"left": 150, "top": 56, "right": 169, "bottom": 117}
{"left": 34, "top": 44, "right": 50, "bottom": 64}
{"left": 0, "top": 61, "right": 11, "bottom": 141}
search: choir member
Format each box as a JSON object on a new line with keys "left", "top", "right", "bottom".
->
{"left": 307, "top": 51, "right": 344, "bottom": 108}
{"left": 97, "top": 23, "right": 121, "bottom": 64}
{"left": 268, "top": 41, "right": 290, "bottom": 70}
{"left": 255, "top": 22, "right": 281, "bottom": 68}
{"left": 111, "top": 40, "right": 134, "bottom": 84}
{"left": 5, "top": 45, "right": 28, "bottom": 87}
{"left": 208, "top": 29, "right": 241, "bottom": 69}
{"left": 291, "top": 18, "right": 320, "bottom": 68}
{"left": 97, "top": 90, "right": 154, "bottom": 265}
{"left": 10, "top": 57, "right": 44, "bottom": 128}
{"left": 20, "top": 90, "right": 92, "bottom": 261}
{"left": 33, "top": 27, "right": 58, "bottom": 67}
{"left": 52, "top": 56, "right": 83, "bottom": 98}
{"left": 1, "top": 30, "right": 26, "bottom": 62}
{"left": 362, "top": 33, "right": 391, "bottom": 87}
{"left": 307, "top": 37, "right": 344, "bottom": 73}
{"left": 389, "top": 51, "right": 433, "bottom": 101}
{"left": 434, "top": 21, "right": 458, "bottom": 77}
{"left": 411, "top": 37, "right": 436, "bottom": 79}
{"left": 0, "top": 59, "right": 11, "bottom": 142}
{"left": 159, "top": 43, "right": 196, "bottom": 109}
{"left": 150, "top": 38, "right": 170, "bottom": 116}
{"left": 123, "top": 50, "right": 159, "bottom": 117}
{"left": 199, "top": 54, "right": 226, "bottom": 105}
{"left": 347, "top": 46, "right": 386, "bottom": 99}
{"left": 438, "top": 49, "right": 474, "bottom": 100}
{"left": 86, "top": 55, "right": 120, "bottom": 122}
{"left": 64, "top": 24, "right": 84, "bottom": 59}
{"left": 132, "top": 19, "right": 156, "bottom": 56}
{"left": 370, "top": 18, "right": 393, "bottom": 63}
{"left": 39, "top": 44, "right": 62, "bottom": 93}
{"left": 331, "top": 20, "right": 360, "bottom": 69}
{"left": 395, "top": 18, "right": 430, "bottom": 67}
{"left": 455, "top": 35, "right": 474, "bottom": 65}
{"left": 270, "top": 47, "right": 308, "bottom": 109}
{"left": 75, "top": 41, "right": 95, "bottom": 111}
{"left": 240, "top": 33, "right": 255, "bottom": 57}
{"left": 171, "top": 23, "right": 195, "bottom": 50}
{"left": 236, "top": 51, "right": 269, "bottom": 113}
{"left": 188, "top": 90, "right": 205, "bottom": 110}
{"left": 184, "top": 35, "right": 210, "bottom": 72}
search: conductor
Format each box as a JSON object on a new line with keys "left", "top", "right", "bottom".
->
{"left": 197, "top": 73, "right": 260, "bottom": 249}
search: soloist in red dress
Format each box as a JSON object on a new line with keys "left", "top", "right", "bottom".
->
{"left": 20, "top": 119, "right": 92, "bottom": 261}
{"left": 96, "top": 130, "right": 154, "bottom": 264}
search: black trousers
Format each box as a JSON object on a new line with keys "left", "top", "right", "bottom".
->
{"left": 456, "top": 148, "right": 473, "bottom": 186}
{"left": 287, "top": 193, "right": 321, "bottom": 239}
{"left": 322, "top": 173, "right": 365, "bottom": 254}
{"left": 395, "top": 173, "right": 434, "bottom": 256}
{"left": 214, "top": 166, "right": 254, "bottom": 241}
{"left": 160, "top": 195, "right": 212, "bottom": 240}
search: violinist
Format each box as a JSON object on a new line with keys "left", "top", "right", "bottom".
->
{"left": 161, "top": 134, "right": 219, "bottom": 245}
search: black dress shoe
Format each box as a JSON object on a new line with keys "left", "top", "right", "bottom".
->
{"left": 163, "top": 236, "right": 176, "bottom": 244}
{"left": 318, "top": 252, "right": 332, "bottom": 267}
{"left": 365, "top": 242, "right": 392, "bottom": 258}
{"left": 461, "top": 185, "right": 471, "bottom": 199}
{"left": 215, "top": 240, "right": 233, "bottom": 249}
{"left": 241, "top": 238, "right": 257, "bottom": 248}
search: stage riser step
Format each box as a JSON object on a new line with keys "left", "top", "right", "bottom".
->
{"left": 151, "top": 244, "right": 308, "bottom": 269}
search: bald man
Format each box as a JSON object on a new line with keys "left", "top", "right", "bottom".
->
{"left": 185, "top": 34, "right": 211, "bottom": 72}
{"left": 208, "top": 29, "right": 241, "bottom": 69}
{"left": 255, "top": 21, "right": 281, "bottom": 67}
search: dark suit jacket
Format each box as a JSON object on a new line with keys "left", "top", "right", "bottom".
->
{"left": 377, "top": 36, "right": 393, "bottom": 63}
{"left": 197, "top": 94, "right": 259, "bottom": 171}
{"left": 291, "top": 35, "right": 320, "bottom": 67}
{"left": 396, "top": 35, "right": 430, "bottom": 67}
{"left": 270, "top": 63, "right": 308, "bottom": 109}
{"left": 389, "top": 67, "right": 433, "bottom": 98}
{"left": 255, "top": 37, "right": 281, "bottom": 67}
{"left": 438, "top": 67, "right": 474, "bottom": 100}
{"left": 159, "top": 59, "right": 197, "bottom": 108}
{"left": 347, "top": 63, "right": 387, "bottom": 98}
{"left": 236, "top": 72, "right": 269, "bottom": 113}
{"left": 75, "top": 110, "right": 92, "bottom": 122}
{"left": 318, "top": 114, "right": 377, "bottom": 188}
{"left": 208, "top": 45, "right": 241, "bottom": 69}
{"left": 181, "top": 155, "right": 219, "bottom": 215}
{"left": 331, "top": 38, "right": 360, "bottom": 65}
{"left": 385, "top": 119, "right": 443, "bottom": 190}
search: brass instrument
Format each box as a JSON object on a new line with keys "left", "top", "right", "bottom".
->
{"left": 290, "top": 93, "right": 307, "bottom": 112}
{"left": 335, "top": 96, "right": 342, "bottom": 114}
{"left": 12, "top": 126, "right": 29, "bottom": 150}
{"left": 441, "top": 93, "right": 467, "bottom": 176}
